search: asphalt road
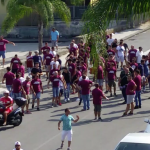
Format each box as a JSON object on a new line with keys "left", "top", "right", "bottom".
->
{"left": 1, "top": 31, "right": 150, "bottom": 150}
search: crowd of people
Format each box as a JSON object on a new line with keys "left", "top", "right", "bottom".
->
{"left": 0, "top": 30, "right": 150, "bottom": 149}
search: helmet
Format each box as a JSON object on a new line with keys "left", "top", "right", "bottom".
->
{"left": 3, "top": 90, "right": 9, "bottom": 94}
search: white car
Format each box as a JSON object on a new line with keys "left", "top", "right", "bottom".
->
{"left": 115, "top": 133, "right": 150, "bottom": 150}
{"left": 115, "top": 118, "right": 150, "bottom": 150}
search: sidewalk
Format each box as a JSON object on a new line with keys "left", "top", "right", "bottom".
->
{"left": 111, "top": 21, "right": 150, "bottom": 40}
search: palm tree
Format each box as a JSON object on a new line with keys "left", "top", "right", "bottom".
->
{"left": 1, "top": 0, "right": 84, "bottom": 54}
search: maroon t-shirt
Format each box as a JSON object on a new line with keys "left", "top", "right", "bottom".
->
{"left": 23, "top": 80, "right": 31, "bottom": 95}
{"left": 13, "top": 79, "right": 22, "bottom": 93}
{"left": 0, "top": 39, "right": 9, "bottom": 51}
{"left": 50, "top": 69, "right": 59, "bottom": 76}
{"left": 78, "top": 80, "right": 92, "bottom": 95}
{"left": 107, "top": 68, "right": 116, "bottom": 80}
{"left": 45, "top": 54, "right": 53, "bottom": 65}
{"left": 126, "top": 80, "right": 136, "bottom": 95}
{"left": 107, "top": 50, "right": 115, "bottom": 55}
{"left": 130, "top": 63, "right": 138, "bottom": 71}
{"left": 80, "top": 66, "right": 86, "bottom": 73}
{"left": 17, "top": 65, "right": 25, "bottom": 77}
{"left": 3, "top": 72, "right": 15, "bottom": 85}
{"left": 31, "top": 79, "right": 42, "bottom": 93}
{"left": 51, "top": 76, "right": 62, "bottom": 87}
{"left": 107, "top": 60, "right": 117, "bottom": 68}
{"left": 11, "top": 58, "right": 20, "bottom": 69}
{"left": 82, "top": 53, "right": 87, "bottom": 63}
{"left": 129, "top": 49, "right": 137, "bottom": 61}
{"left": 26, "top": 55, "right": 33, "bottom": 68}
{"left": 134, "top": 75, "right": 141, "bottom": 91}
{"left": 41, "top": 46, "right": 50, "bottom": 55}
{"left": 97, "top": 66, "right": 104, "bottom": 79}
{"left": 70, "top": 47, "right": 77, "bottom": 56}
{"left": 68, "top": 63, "right": 76, "bottom": 76}
{"left": 92, "top": 88, "right": 104, "bottom": 105}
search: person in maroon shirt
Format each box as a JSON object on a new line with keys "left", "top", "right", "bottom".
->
{"left": 107, "top": 45, "right": 115, "bottom": 56}
{"left": 2, "top": 67, "right": 15, "bottom": 97}
{"left": 122, "top": 74, "right": 137, "bottom": 116}
{"left": 107, "top": 55, "right": 117, "bottom": 68}
{"left": 92, "top": 84, "right": 109, "bottom": 120}
{"left": 50, "top": 64, "right": 60, "bottom": 78}
{"left": 12, "top": 74, "right": 25, "bottom": 99}
{"left": 107, "top": 63, "right": 117, "bottom": 97}
{"left": 48, "top": 71, "right": 66, "bottom": 107}
{"left": 97, "top": 65, "right": 104, "bottom": 90}
{"left": 69, "top": 42, "right": 78, "bottom": 56}
{"left": 17, "top": 62, "right": 25, "bottom": 77}
{"left": 30, "top": 74, "right": 43, "bottom": 111}
{"left": 22, "top": 76, "right": 31, "bottom": 114}
{"left": 26, "top": 51, "right": 33, "bottom": 76}
{"left": 41, "top": 42, "right": 51, "bottom": 60}
{"left": 128, "top": 45, "right": 137, "bottom": 62}
{"left": 130, "top": 58, "right": 138, "bottom": 71}
{"left": 78, "top": 75, "right": 93, "bottom": 111}
{"left": 79, "top": 61, "right": 86, "bottom": 73}
{"left": 134, "top": 70, "right": 142, "bottom": 109}
{"left": 10, "top": 54, "right": 20, "bottom": 74}
{"left": 0, "top": 36, "right": 15, "bottom": 67}
{"left": 44, "top": 49, "right": 53, "bottom": 80}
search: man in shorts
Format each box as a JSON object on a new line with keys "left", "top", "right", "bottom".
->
{"left": 122, "top": 75, "right": 137, "bottom": 116}
{"left": 0, "top": 90, "right": 13, "bottom": 125}
{"left": 107, "top": 63, "right": 117, "bottom": 97}
{"left": 22, "top": 76, "right": 31, "bottom": 114}
{"left": 58, "top": 108, "right": 79, "bottom": 150}
{"left": 92, "top": 84, "right": 109, "bottom": 120}
{"left": 50, "top": 27, "right": 59, "bottom": 51}
{"left": 30, "top": 74, "right": 43, "bottom": 111}
{"left": 43, "top": 49, "right": 53, "bottom": 80}
{"left": 0, "top": 36, "right": 15, "bottom": 67}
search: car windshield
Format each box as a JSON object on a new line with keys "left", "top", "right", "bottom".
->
{"left": 115, "top": 142, "right": 150, "bottom": 150}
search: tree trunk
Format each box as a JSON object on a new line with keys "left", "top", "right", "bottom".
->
{"left": 38, "top": 15, "right": 43, "bottom": 54}
{"left": 129, "top": 0, "right": 134, "bottom": 28}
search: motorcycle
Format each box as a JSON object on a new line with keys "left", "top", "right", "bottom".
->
{"left": 144, "top": 118, "right": 150, "bottom": 133}
{"left": 0, "top": 97, "right": 26, "bottom": 127}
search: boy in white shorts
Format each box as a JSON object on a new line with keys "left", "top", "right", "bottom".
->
{"left": 58, "top": 108, "right": 79, "bottom": 150}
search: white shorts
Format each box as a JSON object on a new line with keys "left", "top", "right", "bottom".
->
{"left": 142, "top": 76, "right": 146, "bottom": 82}
{"left": 61, "top": 130, "right": 73, "bottom": 141}
{"left": 117, "top": 56, "right": 124, "bottom": 63}
{"left": 45, "top": 65, "right": 50, "bottom": 72}
{"left": 127, "top": 95, "right": 135, "bottom": 104}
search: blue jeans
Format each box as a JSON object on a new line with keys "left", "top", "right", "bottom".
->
{"left": 53, "top": 87, "right": 60, "bottom": 98}
{"left": 135, "top": 90, "right": 141, "bottom": 106}
{"left": 82, "top": 94, "right": 90, "bottom": 110}
{"left": 64, "top": 83, "right": 70, "bottom": 99}
{"left": 6, "top": 85, "right": 13, "bottom": 97}
{"left": 13, "top": 92, "right": 22, "bottom": 100}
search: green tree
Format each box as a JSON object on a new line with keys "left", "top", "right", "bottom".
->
{"left": 82, "top": 0, "right": 150, "bottom": 78}
{"left": 1, "top": 0, "right": 84, "bottom": 54}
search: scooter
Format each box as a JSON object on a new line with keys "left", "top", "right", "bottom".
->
{"left": 144, "top": 118, "right": 150, "bottom": 133}
{"left": 0, "top": 97, "right": 26, "bottom": 127}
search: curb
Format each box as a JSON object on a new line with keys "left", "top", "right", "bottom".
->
{"left": 122, "top": 27, "right": 150, "bottom": 41}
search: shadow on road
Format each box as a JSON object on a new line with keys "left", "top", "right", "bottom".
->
{"left": 103, "top": 110, "right": 125, "bottom": 115}
{"left": 0, "top": 126, "right": 14, "bottom": 131}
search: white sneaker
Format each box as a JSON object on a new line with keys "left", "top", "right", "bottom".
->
{"left": 76, "top": 98, "right": 80, "bottom": 101}
{"left": 67, "top": 98, "right": 70, "bottom": 102}
{"left": 64, "top": 99, "right": 67, "bottom": 103}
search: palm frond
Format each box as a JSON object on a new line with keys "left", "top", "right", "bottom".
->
{"left": 51, "top": 0, "right": 71, "bottom": 25}
{"left": 69, "top": 0, "right": 85, "bottom": 5}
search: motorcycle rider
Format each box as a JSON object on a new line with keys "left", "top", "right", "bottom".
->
{"left": 0, "top": 90, "right": 13, "bottom": 125}
{"left": 13, "top": 141, "right": 23, "bottom": 150}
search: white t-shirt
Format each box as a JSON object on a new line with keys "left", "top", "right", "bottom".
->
{"left": 50, "top": 50, "right": 56, "bottom": 57}
{"left": 136, "top": 50, "right": 143, "bottom": 63}
{"left": 107, "top": 38, "right": 114, "bottom": 46}
{"left": 68, "top": 43, "right": 78, "bottom": 49}
{"left": 79, "top": 76, "right": 89, "bottom": 81}
{"left": 50, "top": 61, "right": 59, "bottom": 70}
{"left": 116, "top": 45, "right": 125, "bottom": 57}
